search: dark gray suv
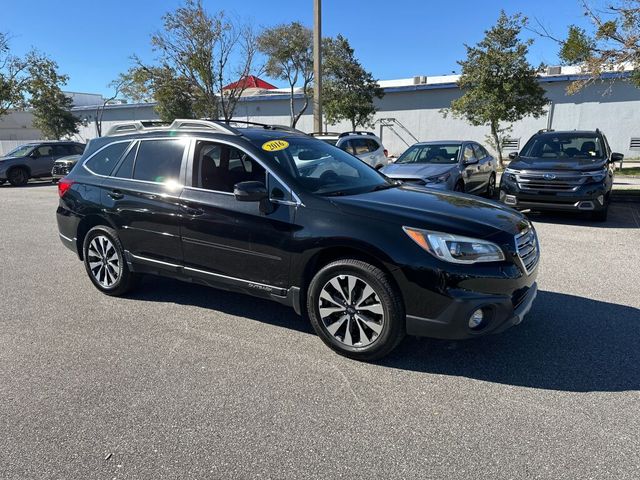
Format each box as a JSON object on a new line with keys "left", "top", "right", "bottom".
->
{"left": 0, "top": 141, "right": 85, "bottom": 186}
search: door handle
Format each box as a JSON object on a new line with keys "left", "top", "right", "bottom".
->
{"left": 108, "top": 189, "right": 124, "bottom": 200}
{"left": 180, "top": 204, "right": 204, "bottom": 216}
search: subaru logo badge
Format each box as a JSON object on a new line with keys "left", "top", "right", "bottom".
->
{"left": 543, "top": 173, "right": 556, "bottom": 180}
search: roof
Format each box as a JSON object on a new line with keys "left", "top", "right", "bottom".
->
{"left": 222, "top": 76, "right": 278, "bottom": 91}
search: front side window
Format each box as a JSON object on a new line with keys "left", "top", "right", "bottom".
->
{"left": 85, "top": 142, "right": 130, "bottom": 176}
{"left": 252, "top": 136, "right": 391, "bottom": 196}
{"left": 520, "top": 134, "right": 604, "bottom": 159}
{"left": 396, "top": 144, "right": 461, "bottom": 165}
{"left": 463, "top": 145, "right": 475, "bottom": 162}
{"left": 35, "top": 145, "right": 54, "bottom": 157}
{"left": 193, "top": 141, "right": 266, "bottom": 193}
{"left": 133, "top": 139, "right": 185, "bottom": 183}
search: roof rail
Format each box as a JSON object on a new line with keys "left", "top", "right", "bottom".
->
{"left": 105, "top": 118, "right": 240, "bottom": 137}
{"left": 338, "top": 131, "right": 376, "bottom": 138}
{"left": 219, "top": 119, "right": 307, "bottom": 135}
{"left": 537, "top": 128, "right": 555, "bottom": 134}
{"left": 309, "top": 131, "right": 341, "bottom": 137}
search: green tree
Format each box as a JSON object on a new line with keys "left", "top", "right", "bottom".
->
{"left": 555, "top": 1, "right": 640, "bottom": 91}
{"left": 26, "top": 53, "right": 79, "bottom": 139}
{"left": 0, "top": 32, "right": 29, "bottom": 119}
{"left": 449, "top": 11, "right": 547, "bottom": 167}
{"left": 258, "top": 22, "right": 314, "bottom": 128}
{"left": 322, "top": 35, "right": 384, "bottom": 131}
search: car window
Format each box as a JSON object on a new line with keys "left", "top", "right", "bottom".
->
{"left": 520, "top": 134, "right": 604, "bottom": 159}
{"left": 366, "top": 139, "right": 380, "bottom": 152}
{"left": 85, "top": 142, "right": 130, "bottom": 176}
{"left": 72, "top": 145, "right": 85, "bottom": 155}
{"left": 472, "top": 144, "right": 485, "bottom": 159}
{"left": 133, "top": 139, "right": 185, "bottom": 183}
{"left": 339, "top": 140, "right": 355, "bottom": 155}
{"left": 252, "top": 136, "right": 391, "bottom": 196}
{"left": 395, "top": 144, "right": 460, "bottom": 165}
{"left": 351, "top": 138, "right": 373, "bottom": 155}
{"left": 36, "top": 145, "right": 54, "bottom": 157}
{"left": 463, "top": 145, "right": 475, "bottom": 161}
{"left": 193, "top": 141, "right": 266, "bottom": 193}
{"left": 53, "top": 145, "right": 72, "bottom": 156}
{"left": 113, "top": 143, "right": 138, "bottom": 178}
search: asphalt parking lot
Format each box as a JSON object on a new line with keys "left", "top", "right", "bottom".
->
{"left": 1, "top": 182, "right": 639, "bottom": 479}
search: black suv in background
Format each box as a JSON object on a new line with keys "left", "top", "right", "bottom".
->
{"left": 0, "top": 141, "right": 85, "bottom": 186}
{"left": 57, "top": 119, "right": 539, "bottom": 360}
{"left": 499, "top": 130, "right": 622, "bottom": 221}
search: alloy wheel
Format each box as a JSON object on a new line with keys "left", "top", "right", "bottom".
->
{"left": 87, "top": 235, "right": 121, "bottom": 288}
{"left": 318, "top": 274, "right": 385, "bottom": 347}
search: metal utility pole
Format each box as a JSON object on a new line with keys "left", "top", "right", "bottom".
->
{"left": 313, "top": 0, "right": 323, "bottom": 133}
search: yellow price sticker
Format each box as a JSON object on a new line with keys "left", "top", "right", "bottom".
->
{"left": 262, "top": 140, "right": 289, "bottom": 152}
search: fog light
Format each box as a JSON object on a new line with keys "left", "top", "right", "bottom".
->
{"left": 597, "top": 195, "right": 604, "bottom": 205}
{"left": 499, "top": 190, "right": 506, "bottom": 201}
{"left": 505, "top": 195, "right": 517, "bottom": 206}
{"left": 469, "top": 309, "right": 484, "bottom": 329}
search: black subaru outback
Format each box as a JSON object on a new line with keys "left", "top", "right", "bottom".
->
{"left": 499, "top": 129, "right": 623, "bottom": 221}
{"left": 57, "top": 119, "right": 539, "bottom": 360}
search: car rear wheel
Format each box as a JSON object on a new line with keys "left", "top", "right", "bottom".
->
{"left": 83, "top": 226, "right": 139, "bottom": 296}
{"left": 307, "top": 259, "right": 405, "bottom": 361}
{"left": 8, "top": 167, "right": 29, "bottom": 186}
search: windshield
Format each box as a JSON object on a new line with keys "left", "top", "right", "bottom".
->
{"left": 396, "top": 144, "right": 460, "bottom": 165}
{"left": 520, "top": 134, "right": 604, "bottom": 159}
{"left": 4, "top": 145, "right": 34, "bottom": 158}
{"left": 251, "top": 136, "right": 392, "bottom": 196}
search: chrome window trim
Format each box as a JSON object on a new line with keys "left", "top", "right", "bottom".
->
{"left": 82, "top": 139, "right": 133, "bottom": 177}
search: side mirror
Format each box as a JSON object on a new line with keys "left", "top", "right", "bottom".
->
{"left": 30, "top": 150, "right": 40, "bottom": 159}
{"left": 508, "top": 152, "right": 519, "bottom": 160}
{"left": 464, "top": 157, "right": 479, "bottom": 165}
{"left": 234, "top": 181, "right": 267, "bottom": 202}
{"left": 610, "top": 152, "right": 624, "bottom": 163}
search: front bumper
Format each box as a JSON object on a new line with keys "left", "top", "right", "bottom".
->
{"left": 499, "top": 179, "right": 610, "bottom": 212}
{"left": 405, "top": 282, "right": 538, "bottom": 340}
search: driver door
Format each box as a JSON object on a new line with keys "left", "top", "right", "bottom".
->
{"left": 461, "top": 144, "right": 482, "bottom": 192}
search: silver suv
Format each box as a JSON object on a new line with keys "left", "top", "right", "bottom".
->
{"left": 312, "top": 131, "right": 390, "bottom": 169}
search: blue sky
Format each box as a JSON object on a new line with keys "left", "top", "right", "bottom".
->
{"left": 2, "top": 0, "right": 594, "bottom": 96}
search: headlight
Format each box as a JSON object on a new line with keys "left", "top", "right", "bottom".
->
{"left": 426, "top": 172, "right": 451, "bottom": 184}
{"left": 586, "top": 170, "right": 607, "bottom": 182}
{"left": 403, "top": 227, "right": 506, "bottom": 264}
{"left": 503, "top": 168, "right": 519, "bottom": 181}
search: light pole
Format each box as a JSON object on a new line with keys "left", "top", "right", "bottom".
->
{"left": 313, "top": 0, "right": 322, "bottom": 133}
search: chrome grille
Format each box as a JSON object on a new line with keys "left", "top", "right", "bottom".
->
{"left": 52, "top": 165, "right": 70, "bottom": 175}
{"left": 516, "top": 171, "right": 585, "bottom": 192}
{"left": 515, "top": 227, "right": 539, "bottom": 274}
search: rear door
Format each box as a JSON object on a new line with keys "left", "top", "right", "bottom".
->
{"left": 100, "top": 138, "right": 187, "bottom": 265}
{"left": 179, "top": 139, "right": 295, "bottom": 290}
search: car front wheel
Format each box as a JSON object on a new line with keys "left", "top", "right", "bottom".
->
{"left": 83, "top": 226, "right": 138, "bottom": 296}
{"left": 8, "top": 167, "right": 29, "bottom": 186}
{"left": 307, "top": 259, "right": 405, "bottom": 361}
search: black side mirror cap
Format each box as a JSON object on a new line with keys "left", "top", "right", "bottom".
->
{"left": 508, "top": 152, "right": 518, "bottom": 160}
{"left": 610, "top": 152, "right": 624, "bottom": 162}
{"left": 234, "top": 181, "right": 268, "bottom": 202}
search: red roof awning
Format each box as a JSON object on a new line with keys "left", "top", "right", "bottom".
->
{"left": 223, "top": 76, "right": 277, "bottom": 91}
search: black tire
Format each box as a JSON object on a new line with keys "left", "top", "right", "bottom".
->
{"left": 307, "top": 259, "right": 405, "bottom": 361}
{"left": 0, "top": 179, "right": 6, "bottom": 185}
{"left": 486, "top": 173, "right": 497, "bottom": 198}
{"left": 8, "top": 167, "right": 29, "bottom": 187}
{"left": 454, "top": 181, "right": 464, "bottom": 192}
{"left": 82, "top": 226, "right": 139, "bottom": 296}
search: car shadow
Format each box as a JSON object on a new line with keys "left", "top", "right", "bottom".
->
{"left": 0, "top": 181, "right": 57, "bottom": 188}
{"left": 381, "top": 290, "right": 640, "bottom": 392}
{"left": 526, "top": 203, "right": 640, "bottom": 229}
{"left": 130, "top": 278, "right": 639, "bottom": 392}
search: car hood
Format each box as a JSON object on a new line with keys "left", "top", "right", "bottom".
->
{"left": 0, "top": 155, "right": 23, "bottom": 161}
{"left": 381, "top": 163, "right": 455, "bottom": 178}
{"left": 330, "top": 185, "right": 529, "bottom": 239}
{"left": 510, "top": 156, "right": 607, "bottom": 172}
{"left": 54, "top": 155, "right": 80, "bottom": 165}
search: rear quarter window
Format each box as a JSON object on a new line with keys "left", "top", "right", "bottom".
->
{"left": 132, "top": 139, "right": 186, "bottom": 183}
{"left": 85, "top": 142, "right": 130, "bottom": 176}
